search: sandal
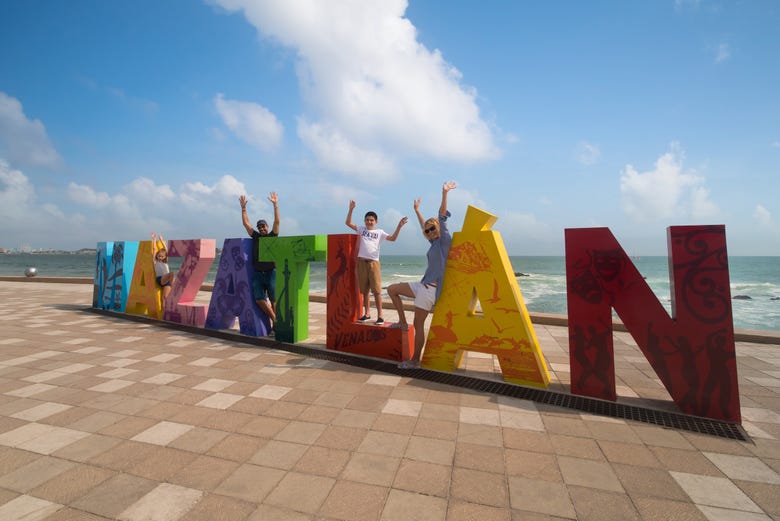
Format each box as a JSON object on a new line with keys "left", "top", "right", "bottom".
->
{"left": 398, "top": 360, "right": 421, "bottom": 369}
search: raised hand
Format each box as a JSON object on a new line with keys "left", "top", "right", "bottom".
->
{"left": 442, "top": 181, "right": 457, "bottom": 192}
{"left": 268, "top": 192, "right": 278, "bottom": 205}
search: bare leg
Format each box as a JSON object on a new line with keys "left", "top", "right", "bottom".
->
{"left": 160, "top": 274, "right": 174, "bottom": 310}
{"left": 411, "top": 307, "right": 429, "bottom": 362}
{"left": 362, "top": 290, "right": 370, "bottom": 317}
{"left": 387, "top": 282, "right": 414, "bottom": 327}
{"left": 257, "top": 299, "right": 276, "bottom": 325}
{"left": 373, "top": 290, "right": 383, "bottom": 319}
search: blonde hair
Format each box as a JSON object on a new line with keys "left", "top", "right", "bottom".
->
{"left": 424, "top": 218, "right": 439, "bottom": 229}
{"left": 155, "top": 248, "right": 168, "bottom": 263}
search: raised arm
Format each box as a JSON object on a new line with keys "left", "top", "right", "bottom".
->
{"left": 150, "top": 232, "right": 157, "bottom": 261}
{"left": 269, "top": 192, "right": 280, "bottom": 235}
{"left": 413, "top": 198, "right": 425, "bottom": 229}
{"left": 439, "top": 181, "right": 457, "bottom": 217}
{"left": 387, "top": 216, "right": 408, "bottom": 241}
{"left": 345, "top": 200, "right": 358, "bottom": 231}
{"left": 239, "top": 195, "right": 254, "bottom": 237}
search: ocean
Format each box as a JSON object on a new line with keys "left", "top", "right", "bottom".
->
{"left": 1, "top": 253, "right": 778, "bottom": 332}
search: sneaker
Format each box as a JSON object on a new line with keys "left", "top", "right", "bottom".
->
{"left": 358, "top": 314, "right": 370, "bottom": 322}
{"left": 376, "top": 317, "right": 384, "bottom": 324}
{"left": 398, "top": 360, "right": 421, "bottom": 369}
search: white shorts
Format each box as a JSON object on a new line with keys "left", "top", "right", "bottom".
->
{"left": 409, "top": 281, "right": 437, "bottom": 312}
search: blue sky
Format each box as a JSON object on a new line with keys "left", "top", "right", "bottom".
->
{"left": 1, "top": 0, "right": 778, "bottom": 255}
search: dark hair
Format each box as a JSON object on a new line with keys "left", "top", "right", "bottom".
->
{"left": 364, "top": 211, "right": 378, "bottom": 221}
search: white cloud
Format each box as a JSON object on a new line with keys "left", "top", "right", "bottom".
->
{"left": 0, "top": 159, "right": 35, "bottom": 214}
{"left": 297, "top": 120, "right": 397, "bottom": 181}
{"left": 620, "top": 144, "right": 718, "bottom": 223}
{"left": 575, "top": 141, "right": 601, "bottom": 165}
{"left": 690, "top": 186, "right": 718, "bottom": 219}
{"left": 125, "top": 177, "right": 176, "bottom": 204}
{"left": 0, "top": 92, "right": 62, "bottom": 168}
{"left": 214, "top": 93, "right": 284, "bottom": 152}
{"left": 212, "top": 0, "right": 498, "bottom": 176}
{"left": 0, "top": 159, "right": 83, "bottom": 250}
{"left": 754, "top": 204, "right": 771, "bottom": 225}
{"left": 0, "top": 161, "right": 278, "bottom": 250}
{"left": 66, "top": 183, "right": 113, "bottom": 208}
{"left": 714, "top": 42, "right": 731, "bottom": 63}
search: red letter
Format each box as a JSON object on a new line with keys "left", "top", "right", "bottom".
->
{"left": 565, "top": 226, "right": 740, "bottom": 422}
{"left": 326, "top": 234, "right": 413, "bottom": 361}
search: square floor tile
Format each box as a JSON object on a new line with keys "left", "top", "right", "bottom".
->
{"left": 196, "top": 393, "right": 244, "bottom": 410}
{"left": 670, "top": 471, "right": 763, "bottom": 513}
{"left": 11, "top": 402, "right": 72, "bottom": 421}
{"left": 131, "top": 421, "right": 193, "bottom": 446}
{"left": 249, "top": 385, "right": 291, "bottom": 400}
{"left": 459, "top": 406, "right": 500, "bottom": 426}
{"left": 382, "top": 399, "right": 422, "bottom": 417}
{"left": 0, "top": 495, "right": 61, "bottom": 521}
{"left": 118, "top": 482, "right": 202, "bottom": 521}
{"left": 265, "top": 471, "right": 335, "bottom": 514}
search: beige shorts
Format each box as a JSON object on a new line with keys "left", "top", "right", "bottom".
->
{"left": 357, "top": 258, "right": 382, "bottom": 294}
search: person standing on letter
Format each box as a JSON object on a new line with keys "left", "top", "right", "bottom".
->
{"left": 345, "top": 201, "right": 408, "bottom": 324}
{"left": 151, "top": 232, "right": 174, "bottom": 311}
{"left": 240, "top": 192, "right": 280, "bottom": 329}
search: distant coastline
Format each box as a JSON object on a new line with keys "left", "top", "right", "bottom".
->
{"left": 0, "top": 249, "right": 96, "bottom": 255}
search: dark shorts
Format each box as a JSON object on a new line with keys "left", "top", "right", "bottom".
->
{"left": 156, "top": 276, "right": 172, "bottom": 287}
{"left": 252, "top": 269, "right": 276, "bottom": 302}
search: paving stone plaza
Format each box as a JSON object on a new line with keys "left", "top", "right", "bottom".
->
{"left": 1, "top": 280, "right": 779, "bottom": 520}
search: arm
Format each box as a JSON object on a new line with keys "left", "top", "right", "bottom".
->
{"left": 269, "top": 192, "right": 280, "bottom": 235}
{"left": 387, "top": 216, "right": 408, "bottom": 241}
{"left": 239, "top": 195, "right": 254, "bottom": 237}
{"left": 439, "top": 181, "right": 457, "bottom": 217}
{"left": 413, "top": 198, "right": 425, "bottom": 230}
{"left": 345, "top": 200, "right": 358, "bottom": 231}
{"left": 150, "top": 232, "right": 157, "bottom": 261}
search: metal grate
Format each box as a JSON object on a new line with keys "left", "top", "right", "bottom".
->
{"left": 87, "top": 307, "right": 748, "bottom": 441}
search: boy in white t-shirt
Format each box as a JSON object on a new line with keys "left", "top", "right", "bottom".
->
{"left": 346, "top": 200, "right": 408, "bottom": 324}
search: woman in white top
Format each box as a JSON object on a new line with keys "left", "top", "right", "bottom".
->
{"left": 151, "top": 232, "right": 174, "bottom": 306}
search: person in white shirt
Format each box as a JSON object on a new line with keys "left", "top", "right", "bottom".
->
{"left": 345, "top": 201, "right": 407, "bottom": 324}
{"left": 151, "top": 232, "right": 174, "bottom": 310}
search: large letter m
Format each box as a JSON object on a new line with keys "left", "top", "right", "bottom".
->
{"left": 565, "top": 225, "right": 740, "bottom": 423}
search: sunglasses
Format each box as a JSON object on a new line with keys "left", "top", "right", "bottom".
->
{"left": 424, "top": 226, "right": 437, "bottom": 235}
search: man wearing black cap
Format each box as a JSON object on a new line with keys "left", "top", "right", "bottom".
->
{"left": 239, "top": 192, "right": 280, "bottom": 328}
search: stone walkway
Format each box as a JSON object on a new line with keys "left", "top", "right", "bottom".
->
{"left": 0, "top": 281, "right": 779, "bottom": 520}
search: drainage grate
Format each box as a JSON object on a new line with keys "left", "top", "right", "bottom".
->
{"left": 86, "top": 308, "right": 748, "bottom": 441}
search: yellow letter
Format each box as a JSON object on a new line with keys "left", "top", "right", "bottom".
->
{"left": 422, "top": 206, "right": 550, "bottom": 387}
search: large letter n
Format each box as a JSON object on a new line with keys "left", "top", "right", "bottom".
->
{"left": 565, "top": 226, "right": 740, "bottom": 423}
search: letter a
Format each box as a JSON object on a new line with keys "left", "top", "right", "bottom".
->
{"left": 422, "top": 206, "right": 550, "bottom": 388}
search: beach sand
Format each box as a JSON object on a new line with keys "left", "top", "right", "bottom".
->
{"left": 1, "top": 280, "right": 779, "bottom": 520}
